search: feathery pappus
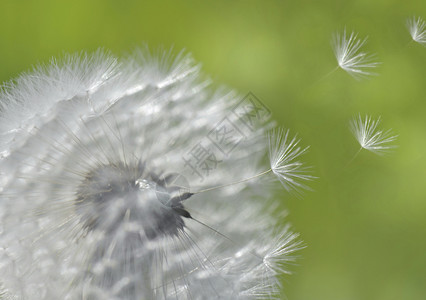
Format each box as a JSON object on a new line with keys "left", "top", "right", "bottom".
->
{"left": 0, "top": 48, "right": 311, "bottom": 299}
{"left": 407, "top": 16, "right": 426, "bottom": 46}
{"left": 350, "top": 114, "right": 397, "bottom": 155}
{"left": 332, "top": 28, "right": 380, "bottom": 79}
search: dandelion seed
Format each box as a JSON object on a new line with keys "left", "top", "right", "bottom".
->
{"left": 350, "top": 114, "right": 398, "bottom": 155}
{"left": 0, "top": 49, "right": 308, "bottom": 299}
{"left": 192, "top": 128, "right": 313, "bottom": 195}
{"left": 332, "top": 28, "right": 380, "bottom": 79}
{"left": 268, "top": 128, "right": 313, "bottom": 192}
{"left": 407, "top": 16, "right": 426, "bottom": 46}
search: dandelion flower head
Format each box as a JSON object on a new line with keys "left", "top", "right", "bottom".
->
{"left": 0, "top": 49, "right": 308, "bottom": 299}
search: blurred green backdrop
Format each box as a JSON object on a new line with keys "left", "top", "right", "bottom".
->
{"left": 1, "top": 1, "right": 425, "bottom": 299}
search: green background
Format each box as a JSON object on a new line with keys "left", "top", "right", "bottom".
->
{"left": 0, "top": 1, "right": 425, "bottom": 299}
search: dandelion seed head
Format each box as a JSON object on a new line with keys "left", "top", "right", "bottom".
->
{"left": 350, "top": 114, "right": 398, "bottom": 155}
{"left": 332, "top": 28, "right": 380, "bottom": 79}
{"left": 407, "top": 16, "right": 426, "bottom": 46}
{"left": 0, "top": 49, "right": 305, "bottom": 299}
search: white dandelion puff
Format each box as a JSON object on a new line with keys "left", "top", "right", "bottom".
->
{"left": 0, "top": 49, "right": 307, "bottom": 299}
{"left": 268, "top": 128, "right": 313, "bottom": 192}
{"left": 350, "top": 114, "right": 398, "bottom": 155}
{"left": 407, "top": 16, "right": 426, "bottom": 46}
{"left": 332, "top": 28, "right": 380, "bottom": 79}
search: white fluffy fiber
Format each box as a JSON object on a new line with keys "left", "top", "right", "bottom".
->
{"left": 0, "top": 48, "right": 303, "bottom": 299}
